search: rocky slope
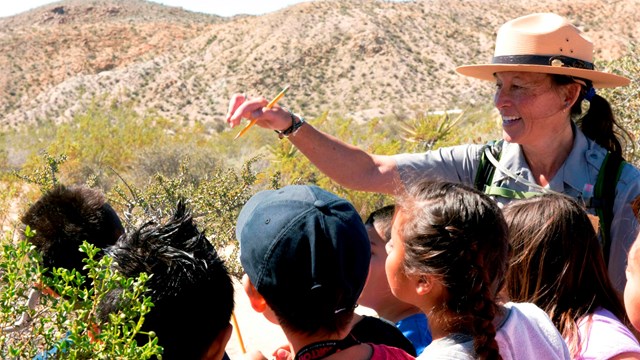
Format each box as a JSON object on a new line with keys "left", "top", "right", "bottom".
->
{"left": 1, "top": 0, "right": 638, "bottom": 130}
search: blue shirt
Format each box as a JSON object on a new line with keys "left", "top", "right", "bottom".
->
{"left": 396, "top": 312, "right": 432, "bottom": 355}
{"left": 33, "top": 331, "right": 72, "bottom": 359}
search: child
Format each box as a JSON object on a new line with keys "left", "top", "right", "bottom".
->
{"left": 99, "top": 201, "right": 235, "bottom": 360}
{"left": 385, "top": 181, "right": 570, "bottom": 359}
{"left": 21, "top": 184, "right": 125, "bottom": 282}
{"left": 236, "top": 185, "right": 415, "bottom": 360}
{"left": 505, "top": 194, "right": 640, "bottom": 359}
{"left": 359, "top": 205, "right": 431, "bottom": 355}
{"left": 4, "top": 184, "right": 124, "bottom": 335}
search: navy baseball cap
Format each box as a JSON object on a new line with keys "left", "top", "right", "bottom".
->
{"left": 237, "top": 185, "right": 370, "bottom": 317}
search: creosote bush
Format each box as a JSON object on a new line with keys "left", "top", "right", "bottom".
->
{"left": 0, "top": 235, "right": 162, "bottom": 359}
{"left": 109, "top": 157, "right": 260, "bottom": 277}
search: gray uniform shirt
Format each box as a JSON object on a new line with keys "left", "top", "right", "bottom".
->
{"left": 392, "top": 126, "right": 640, "bottom": 293}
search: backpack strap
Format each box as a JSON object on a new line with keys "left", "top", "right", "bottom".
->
{"left": 474, "top": 140, "right": 542, "bottom": 199}
{"left": 483, "top": 186, "right": 542, "bottom": 199}
{"left": 592, "top": 151, "right": 625, "bottom": 266}
{"left": 474, "top": 140, "right": 502, "bottom": 192}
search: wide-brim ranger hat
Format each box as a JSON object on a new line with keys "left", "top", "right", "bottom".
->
{"left": 236, "top": 185, "right": 370, "bottom": 317}
{"left": 456, "top": 13, "right": 630, "bottom": 88}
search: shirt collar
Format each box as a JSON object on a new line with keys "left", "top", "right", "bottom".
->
{"left": 491, "top": 142, "right": 533, "bottom": 188}
{"left": 560, "top": 122, "right": 603, "bottom": 193}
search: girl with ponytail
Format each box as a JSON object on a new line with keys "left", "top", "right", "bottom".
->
{"left": 385, "top": 181, "right": 570, "bottom": 359}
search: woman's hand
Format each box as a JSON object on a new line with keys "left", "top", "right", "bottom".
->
{"left": 225, "top": 93, "right": 292, "bottom": 132}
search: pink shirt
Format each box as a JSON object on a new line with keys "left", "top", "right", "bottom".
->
{"left": 370, "top": 343, "right": 415, "bottom": 360}
{"left": 576, "top": 307, "right": 640, "bottom": 359}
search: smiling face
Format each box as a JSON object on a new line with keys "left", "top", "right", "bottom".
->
{"left": 493, "top": 72, "right": 576, "bottom": 146}
{"left": 625, "top": 235, "right": 640, "bottom": 332}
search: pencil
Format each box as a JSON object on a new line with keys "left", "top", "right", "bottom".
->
{"left": 234, "top": 86, "right": 289, "bottom": 139}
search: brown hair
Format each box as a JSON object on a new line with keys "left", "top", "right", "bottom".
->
{"left": 503, "top": 193, "right": 628, "bottom": 357}
{"left": 21, "top": 184, "right": 124, "bottom": 283}
{"left": 396, "top": 181, "right": 508, "bottom": 360}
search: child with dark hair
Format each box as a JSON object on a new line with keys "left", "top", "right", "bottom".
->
{"left": 4, "top": 184, "right": 125, "bottom": 335}
{"left": 504, "top": 194, "right": 640, "bottom": 359}
{"left": 21, "top": 184, "right": 125, "bottom": 282}
{"left": 386, "top": 181, "right": 570, "bottom": 359}
{"left": 358, "top": 205, "right": 431, "bottom": 355}
{"left": 236, "top": 185, "right": 415, "bottom": 360}
{"left": 99, "top": 201, "right": 235, "bottom": 360}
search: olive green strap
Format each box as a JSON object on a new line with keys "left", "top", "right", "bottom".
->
{"left": 483, "top": 185, "right": 541, "bottom": 200}
{"left": 592, "top": 151, "right": 625, "bottom": 266}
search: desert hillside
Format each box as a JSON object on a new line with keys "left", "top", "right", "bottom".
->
{"left": 1, "top": 0, "right": 638, "bottom": 130}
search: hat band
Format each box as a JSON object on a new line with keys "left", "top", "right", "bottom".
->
{"left": 492, "top": 55, "right": 594, "bottom": 70}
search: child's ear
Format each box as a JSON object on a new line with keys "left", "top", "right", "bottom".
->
{"left": 202, "top": 323, "right": 233, "bottom": 360}
{"left": 242, "top": 274, "right": 268, "bottom": 313}
{"left": 416, "top": 274, "right": 436, "bottom": 295}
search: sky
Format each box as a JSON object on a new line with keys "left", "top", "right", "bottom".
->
{"left": 0, "top": 0, "right": 310, "bottom": 18}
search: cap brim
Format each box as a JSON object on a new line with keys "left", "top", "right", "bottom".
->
{"left": 456, "top": 64, "right": 630, "bottom": 88}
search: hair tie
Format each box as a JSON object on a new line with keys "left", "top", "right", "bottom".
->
{"left": 584, "top": 87, "right": 596, "bottom": 102}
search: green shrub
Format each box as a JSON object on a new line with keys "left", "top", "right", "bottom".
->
{"left": 0, "top": 235, "right": 162, "bottom": 359}
{"left": 109, "top": 157, "right": 260, "bottom": 277}
{"left": 599, "top": 43, "right": 640, "bottom": 164}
